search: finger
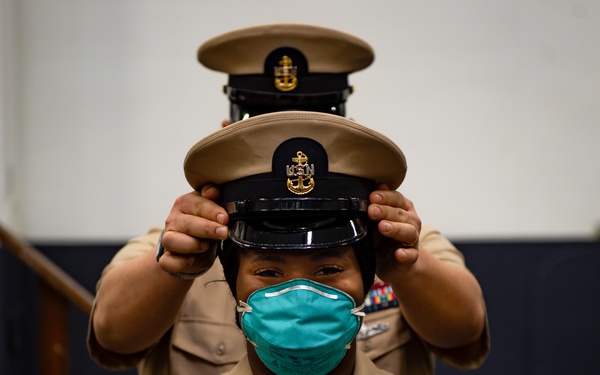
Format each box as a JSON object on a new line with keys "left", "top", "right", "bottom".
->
{"left": 378, "top": 220, "right": 420, "bottom": 249}
{"left": 174, "top": 191, "right": 228, "bottom": 225}
{"left": 158, "top": 249, "right": 216, "bottom": 275}
{"left": 199, "top": 183, "right": 222, "bottom": 202}
{"left": 158, "top": 250, "right": 195, "bottom": 273}
{"left": 165, "top": 193, "right": 229, "bottom": 241}
{"left": 393, "top": 248, "right": 419, "bottom": 264}
{"left": 368, "top": 203, "right": 412, "bottom": 224}
{"left": 369, "top": 186, "right": 412, "bottom": 212}
{"left": 166, "top": 212, "right": 228, "bottom": 241}
{"left": 161, "top": 230, "right": 218, "bottom": 255}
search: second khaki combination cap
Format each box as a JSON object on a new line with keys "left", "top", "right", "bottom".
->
{"left": 197, "top": 24, "right": 375, "bottom": 121}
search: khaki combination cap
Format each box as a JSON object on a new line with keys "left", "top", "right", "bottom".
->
{"left": 183, "top": 111, "right": 406, "bottom": 250}
{"left": 184, "top": 111, "right": 405, "bottom": 191}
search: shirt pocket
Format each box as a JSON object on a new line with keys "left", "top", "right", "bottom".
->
{"left": 357, "top": 307, "right": 413, "bottom": 360}
{"left": 171, "top": 318, "right": 246, "bottom": 366}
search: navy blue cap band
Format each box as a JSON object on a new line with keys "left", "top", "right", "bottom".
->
{"left": 226, "top": 86, "right": 351, "bottom": 107}
{"left": 221, "top": 173, "right": 374, "bottom": 203}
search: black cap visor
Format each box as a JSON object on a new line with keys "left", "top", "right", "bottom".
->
{"left": 225, "top": 197, "right": 369, "bottom": 250}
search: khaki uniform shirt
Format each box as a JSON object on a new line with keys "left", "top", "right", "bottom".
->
{"left": 88, "top": 224, "right": 489, "bottom": 375}
{"left": 222, "top": 351, "right": 393, "bottom": 375}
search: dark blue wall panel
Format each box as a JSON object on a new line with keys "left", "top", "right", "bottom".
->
{"left": 2, "top": 240, "right": 599, "bottom": 374}
{"left": 437, "top": 241, "right": 600, "bottom": 375}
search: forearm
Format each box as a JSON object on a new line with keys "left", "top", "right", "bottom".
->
{"left": 93, "top": 250, "right": 193, "bottom": 354}
{"left": 391, "top": 249, "right": 486, "bottom": 349}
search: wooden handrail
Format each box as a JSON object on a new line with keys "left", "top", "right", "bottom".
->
{"left": 0, "top": 222, "right": 94, "bottom": 315}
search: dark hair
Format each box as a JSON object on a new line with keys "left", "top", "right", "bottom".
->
{"left": 218, "top": 232, "right": 376, "bottom": 300}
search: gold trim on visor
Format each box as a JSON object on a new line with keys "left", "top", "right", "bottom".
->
{"left": 274, "top": 55, "right": 298, "bottom": 92}
{"left": 286, "top": 151, "right": 315, "bottom": 195}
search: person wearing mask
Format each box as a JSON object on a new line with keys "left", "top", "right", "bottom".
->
{"left": 89, "top": 24, "right": 489, "bottom": 375}
{"left": 197, "top": 111, "right": 406, "bottom": 374}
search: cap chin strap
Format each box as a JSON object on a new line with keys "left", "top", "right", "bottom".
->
{"left": 226, "top": 86, "right": 351, "bottom": 105}
{"left": 225, "top": 198, "right": 369, "bottom": 216}
{"left": 227, "top": 86, "right": 350, "bottom": 121}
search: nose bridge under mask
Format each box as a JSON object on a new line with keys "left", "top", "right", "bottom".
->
{"left": 264, "top": 283, "right": 339, "bottom": 299}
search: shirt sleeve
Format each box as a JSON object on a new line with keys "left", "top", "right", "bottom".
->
{"left": 87, "top": 226, "right": 165, "bottom": 370}
{"left": 419, "top": 224, "right": 490, "bottom": 369}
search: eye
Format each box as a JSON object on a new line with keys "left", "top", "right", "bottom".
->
{"left": 315, "top": 265, "right": 343, "bottom": 276}
{"left": 254, "top": 268, "right": 283, "bottom": 278}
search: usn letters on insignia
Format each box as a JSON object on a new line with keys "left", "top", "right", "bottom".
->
{"left": 274, "top": 55, "right": 298, "bottom": 92}
{"left": 286, "top": 151, "right": 315, "bottom": 195}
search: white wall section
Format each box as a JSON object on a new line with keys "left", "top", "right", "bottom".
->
{"left": 2, "top": 0, "right": 599, "bottom": 241}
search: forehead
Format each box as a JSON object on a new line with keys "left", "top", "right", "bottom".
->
{"left": 240, "top": 246, "right": 357, "bottom": 263}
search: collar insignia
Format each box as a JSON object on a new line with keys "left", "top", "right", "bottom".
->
{"left": 274, "top": 55, "right": 298, "bottom": 92}
{"left": 286, "top": 151, "right": 315, "bottom": 195}
{"left": 357, "top": 322, "right": 390, "bottom": 341}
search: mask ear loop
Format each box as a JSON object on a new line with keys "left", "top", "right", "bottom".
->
{"left": 237, "top": 300, "right": 252, "bottom": 313}
{"left": 352, "top": 303, "right": 366, "bottom": 317}
{"left": 237, "top": 301, "right": 259, "bottom": 348}
{"left": 346, "top": 303, "right": 366, "bottom": 349}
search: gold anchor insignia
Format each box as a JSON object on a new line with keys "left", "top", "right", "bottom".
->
{"left": 286, "top": 151, "right": 315, "bottom": 195}
{"left": 274, "top": 55, "right": 298, "bottom": 92}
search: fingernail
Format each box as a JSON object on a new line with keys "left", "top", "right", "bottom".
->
{"left": 381, "top": 222, "right": 392, "bottom": 233}
{"left": 397, "top": 249, "right": 407, "bottom": 260}
{"left": 371, "top": 205, "right": 382, "bottom": 218}
{"left": 216, "top": 226, "right": 228, "bottom": 238}
{"left": 216, "top": 213, "right": 226, "bottom": 224}
{"left": 199, "top": 240, "right": 209, "bottom": 251}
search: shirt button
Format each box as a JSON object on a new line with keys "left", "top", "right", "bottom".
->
{"left": 361, "top": 341, "right": 372, "bottom": 352}
{"left": 216, "top": 344, "right": 226, "bottom": 356}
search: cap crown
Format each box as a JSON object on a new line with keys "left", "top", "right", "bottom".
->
{"left": 184, "top": 111, "right": 406, "bottom": 191}
{"left": 198, "top": 24, "right": 374, "bottom": 75}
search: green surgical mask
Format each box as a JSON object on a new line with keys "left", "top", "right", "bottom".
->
{"left": 237, "top": 278, "right": 365, "bottom": 375}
